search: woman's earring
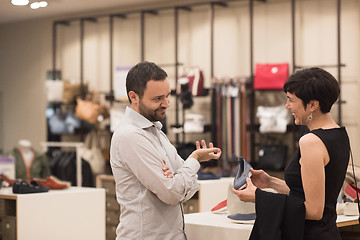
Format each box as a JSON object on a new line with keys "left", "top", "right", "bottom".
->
{"left": 308, "top": 112, "right": 313, "bottom": 121}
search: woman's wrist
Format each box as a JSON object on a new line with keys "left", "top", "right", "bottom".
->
{"left": 268, "top": 176, "right": 277, "bottom": 189}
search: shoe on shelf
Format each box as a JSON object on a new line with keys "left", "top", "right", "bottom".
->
{"left": 0, "top": 174, "right": 16, "bottom": 187}
{"left": 31, "top": 176, "right": 71, "bottom": 190}
{"left": 227, "top": 212, "right": 256, "bottom": 224}
{"left": 233, "top": 157, "right": 252, "bottom": 190}
{"left": 12, "top": 181, "right": 49, "bottom": 194}
{"left": 211, "top": 199, "right": 227, "bottom": 213}
{"left": 344, "top": 182, "right": 360, "bottom": 202}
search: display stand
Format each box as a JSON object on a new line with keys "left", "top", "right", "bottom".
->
{"left": 0, "top": 186, "right": 105, "bottom": 240}
{"left": 184, "top": 211, "right": 359, "bottom": 240}
{"left": 40, "top": 141, "right": 84, "bottom": 187}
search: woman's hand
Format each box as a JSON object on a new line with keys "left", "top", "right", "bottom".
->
{"left": 188, "top": 140, "right": 222, "bottom": 162}
{"left": 249, "top": 168, "right": 272, "bottom": 189}
{"left": 232, "top": 178, "right": 257, "bottom": 203}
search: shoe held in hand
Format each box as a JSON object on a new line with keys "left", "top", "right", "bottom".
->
{"left": 233, "top": 157, "right": 252, "bottom": 190}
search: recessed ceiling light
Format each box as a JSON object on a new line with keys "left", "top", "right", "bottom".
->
{"left": 30, "top": 1, "right": 48, "bottom": 9}
{"left": 39, "top": 1, "right": 48, "bottom": 7}
{"left": 11, "top": 0, "right": 29, "bottom": 6}
{"left": 30, "top": 2, "right": 40, "bottom": 9}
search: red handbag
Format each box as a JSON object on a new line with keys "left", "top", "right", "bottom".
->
{"left": 254, "top": 63, "right": 289, "bottom": 90}
{"left": 179, "top": 67, "right": 205, "bottom": 96}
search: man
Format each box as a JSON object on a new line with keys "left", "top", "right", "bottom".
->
{"left": 110, "top": 61, "right": 221, "bottom": 240}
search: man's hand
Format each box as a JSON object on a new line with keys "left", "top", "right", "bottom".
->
{"left": 162, "top": 160, "right": 173, "bottom": 178}
{"left": 189, "top": 140, "right": 222, "bottom": 162}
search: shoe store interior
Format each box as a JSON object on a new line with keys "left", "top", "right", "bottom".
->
{"left": 1, "top": 0, "right": 360, "bottom": 239}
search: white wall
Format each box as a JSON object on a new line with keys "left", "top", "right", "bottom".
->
{"left": 0, "top": 18, "right": 51, "bottom": 153}
{"left": 0, "top": 0, "right": 359, "bottom": 165}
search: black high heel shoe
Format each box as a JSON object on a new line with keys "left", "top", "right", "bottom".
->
{"left": 233, "top": 157, "right": 252, "bottom": 190}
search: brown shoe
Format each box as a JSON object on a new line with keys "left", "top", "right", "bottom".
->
{"left": 32, "top": 176, "right": 71, "bottom": 190}
{"left": 0, "top": 174, "right": 16, "bottom": 187}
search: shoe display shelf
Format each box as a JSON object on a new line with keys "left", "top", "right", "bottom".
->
{"left": 0, "top": 186, "right": 105, "bottom": 240}
{"left": 96, "top": 175, "right": 120, "bottom": 240}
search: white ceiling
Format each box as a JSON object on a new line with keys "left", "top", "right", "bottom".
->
{"left": 0, "top": 0, "right": 178, "bottom": 24}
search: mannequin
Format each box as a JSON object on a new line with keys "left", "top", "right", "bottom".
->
{"left": 7, "top": 139, "right": 51, "bottom": 183}
{"left": 17, "top": 139, "right": 34, "bottom": 168}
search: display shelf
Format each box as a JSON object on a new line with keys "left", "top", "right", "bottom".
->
{"left": 0, "top": 187, "right": 105, "bottom": 240}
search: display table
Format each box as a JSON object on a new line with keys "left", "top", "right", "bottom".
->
{"left": 0, "top": 186, "right": 105, "bottom": 240}
{"left": 185, "top": 212, "right": 252, "bottom": 239}
{"left": 184, "top": 211, "right": 359, "bottom": 240}
{"left": 197, "top": 177, "right": 233, "bottom": 212}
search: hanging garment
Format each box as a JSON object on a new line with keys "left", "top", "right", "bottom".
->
{"left": 213, "top": 77, "right": 248, "bottom": 170}
{"left": 256, "top": 105, "right": 289, "bottom": 134}
{"left": 47, "top": 150, "right": 94, "bottom": 187}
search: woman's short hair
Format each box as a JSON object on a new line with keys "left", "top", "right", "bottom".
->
{"left": 126, "top": 61, "right": 168, "bottom": 103}
{"left": 283, "top": 67, "right": 340, "bottom": 113}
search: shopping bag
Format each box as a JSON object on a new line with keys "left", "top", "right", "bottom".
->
{"left": 254, "top": 63, "right": 289, "bottom": 90}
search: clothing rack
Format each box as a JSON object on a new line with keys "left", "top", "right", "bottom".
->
{"left": 247, "top": 0, "right": 345, "bottom": 163}
{"left": 213, "top": 76, "right": 248, "bottom": 167}
{"left": 51, "top": 0, "right": 345, "bottom": 163}
{"left": 51, "top": 0, "right": 266, "bottom": 146}
{"left": 40, "top": 141, "right": 84, "bottom": 187}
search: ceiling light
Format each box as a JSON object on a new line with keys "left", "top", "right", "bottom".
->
{"left": 11, "top": 0, "right": 29, "bottom": 6}
{"left": 39, "top": 1, "right": 48, "bottom": 7}
{"left": 30, "top": 2, "right": 39, "bottom": 9}
{"left": 30, "top": 1, "right": 48, "bottom": 9}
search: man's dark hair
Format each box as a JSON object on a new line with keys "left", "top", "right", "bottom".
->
{"left": 126, "top": 61, "right": 168, "bottom": 103}
{"left": 283, "top": 67, "right": 340, "bottom": 113}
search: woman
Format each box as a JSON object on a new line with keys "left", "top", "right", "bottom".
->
{"left": 233, "top": 67, "right": 350, "bottom": 240}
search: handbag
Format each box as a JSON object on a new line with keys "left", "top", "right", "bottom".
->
{"left": 257, "top": 144, "right": 288, "bottom": 171}
{"left": 63, "top": 81, "right": 88, "bottom": 104}
{"left": 75, "top": 91, "right": 109, "bottom": 125}
{"left": 80, "top": 130, "right": 105, "bottom": 175}
{"left": 75, "top": 97, "right": 100, "bottom": 124}
{"left": 179, "top": 66, "right": 205, "bottom": 96}
{"left": 254, "top": 63, "right": 289, "bottom": 90}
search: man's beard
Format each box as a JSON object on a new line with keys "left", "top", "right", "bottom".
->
{"left": 138, "top": 102, "right": 166, "bottom": 122}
